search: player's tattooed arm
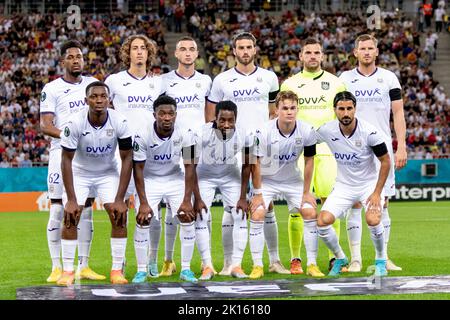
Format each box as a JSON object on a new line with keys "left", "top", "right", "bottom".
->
{"left": 133, "top": 161, "right": 153, "bottom": 226}
{"left": 61, "top": 148, "right": 81, "bottom": 227}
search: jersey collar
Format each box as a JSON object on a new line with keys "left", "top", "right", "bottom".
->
{"left": 126, "top": 70, "right": 147, "bottom": 81}
{"left": 356, "top": 67, "right": 378, "bottom": 77}
{"left": 339, "top": 118, "right": 358, "bottom": 139}
{"left": 175, "top": 70, "right": 196, "bottom": 80}
{"left": 153, "top": 121, "right": 173, "bottom": 141}
{"left": 276, "top": 119, "right": 297, "bottom": 138}
{"left": 301, "top": 70, "right": 324, "bottom": 80}
{"left": 87, "top": 110, "right": 109, "bottom": 130}
{"left": 234, "top": 66, "right": 258, "bottom": 76}
{"left": 61, "top": 76, "right": 83, "bottom": 85}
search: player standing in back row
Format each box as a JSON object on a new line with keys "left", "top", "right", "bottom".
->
{"left": 105, "top": 34, "right": 167, "bottom": 283}
{"left": 280, "top": 37, "right": 346, "bottom": 274}
{"left": 40, "top": 40, "right": 104, "bottom": 283}
{"left": 161, "top": 36, "right": 212, "bottom": 277}
{"left": 339, "top": 34, "right": 406, "bottom": 272}
{"left": 206, "top": 32, "right": 288, "bottom": 276}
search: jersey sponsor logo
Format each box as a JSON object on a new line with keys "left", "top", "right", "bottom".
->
{"left": 331, "top": 137, "right": 339, "bottom": 141}
{"left": 354, "top": 89, "right": 381, "bottom": 97}
{"left": 297, "top": 84, "right": 306, "bottom": 89}
{"left": 175, "top": 94, "right": 200, "bottom": 104}
{"left": 123, "top": 82, "right": 131, "bottom": 86}
{"left": 81, "top": 131, "right": 90, "bottom": 136}
{"left": 298, "top": 96, "right": 326, "bottom": 105}
{"left": 277, "top": 152, "right": 297, "bottom": 161}
{"left": 153, "top": 154, "right": 172, "bottom": 161}
{"left": 86, "top": 144, "right": 112, "bottom": 153}
{"left": 128, "top": 95, "right": 154, "bottom": 103}
{"left": 229, "top": 78, "right": 238, "bottom": 82}
{"left": 233, "top": 88, "right": 261, "bottom": 97}
{"left": 351, "top": 79, "right": 359, "bottom": 83}
{"left": 64, "top": 89, "right": 71, "bottom": 94}
{"left": 334, "top": 152, "right": 361, "bottom": 161}
{"left": 169, "top": 82, "right": 178, "bottom": 87}
{"left": 69, "top": 100, "right": 88, "bottom": 108}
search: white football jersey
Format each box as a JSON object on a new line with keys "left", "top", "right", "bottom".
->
{"left": 60, "top": 108, "right": 132, "bottom": 175}
{"left": 208, "top": 67, "right": 279, "bottom": 135}
{"left": 104, "top": 70, "right": 166, "bottom": 133}
{"left": 162, "top": 70, "right": 212, "bottom": 135}
{"left": 39, "top": 76, "right": 98, "bottom": 151}
{"left": 197, "top": 122, "right": 253, "bottom": 178}
{"left": 339, "top": 67, "right": 402, "bottom": 140}
{"left": 253, "top": 119, "right": 316, "bottom": 183}
{"left": 315, "top": 118, "right": 386, "bottom": 186}
{"left": 133, "top": 123, "right": 197, "bottom": 178}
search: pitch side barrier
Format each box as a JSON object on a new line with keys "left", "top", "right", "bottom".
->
{"left": 1, "top": 159, "right": 449, "bottom": 212}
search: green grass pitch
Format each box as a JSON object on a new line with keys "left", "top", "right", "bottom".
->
{"left": 1, "top": 201, "right": 449, "bottom": 300}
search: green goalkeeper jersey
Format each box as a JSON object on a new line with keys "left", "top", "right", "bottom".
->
{"left": 280, "top": 69, "right": 346, "bottom": 155}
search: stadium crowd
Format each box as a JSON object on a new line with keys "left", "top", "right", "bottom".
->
{"left": 0, "top": 4, "right": 449, "bottom": 167}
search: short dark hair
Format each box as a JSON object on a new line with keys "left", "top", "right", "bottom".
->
{"left": 60, "top": 40, "right": 83, "bottom": 57}
{"left": 215, "top": 100, "right": 238, "bottom": 119}
{"left": 232, "top": 32, "right": 257, "bottom": 48}
{"left": 85, "top": 81, "right": 110, "bottom": 96}
{"left": 153, "top": 95, "right": 177, "bottom": 112}
{"left": 333, "top": 91, "right": 357, "bottom": 108}
{"left": 302, "top": 37, "right": 323, "bottom": 52}
{"left": 176, "top": 36, "right": 197, "bottom": 49}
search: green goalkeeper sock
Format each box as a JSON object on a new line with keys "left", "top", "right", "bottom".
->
{"left": 288, "top": 213, "right": 304, "bottom": 259}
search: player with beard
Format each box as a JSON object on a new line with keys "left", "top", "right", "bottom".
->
{"left": 206, "top": 32, "right": 288, "bottom": 277}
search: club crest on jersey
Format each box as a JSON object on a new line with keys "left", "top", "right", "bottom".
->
{"left": 354, "top": 140, "right": 362, "bottom": 147}
{"left": 377, "top": 78, "right": 383, "bottom": 83}
{"left": 321, "top": 82, "right": 330, "bottom": 90}
{"left": 41, "top": 92, "right": 46, "bottom": 102}
{"left": 64, "top": 127, "right": 70, "bottom": 137}
{"left": 295, "top": 138, "right": 302, "bottom": 145}
{"left": 233, "top": 143, "right": 239, "bottom": 151}
{"left": 106, "top": 129, "right": 114, "bottom": 137}
{"left": 149, "top": 83, "right": 154, "bottom": 89}
{"left": 173, "top": 138, "right": 182, "bottom": 146}
{"left": 257, "top": 77, "right": 263, "bottom": 82}
{"left": 196, "top": 82, "right": 201, "bottom": 88}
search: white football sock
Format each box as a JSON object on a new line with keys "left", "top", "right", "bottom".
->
{"left": 231, "top": 208, "right": 248, "bottom": 267}
{"left": 148, "top": 208, "right": 162, "bottom": 264}
{"left": 77, "top": 206, "right": 93, "bottom": 270}
{"left": 61, "top": 239, "right": 77, "bottom": 272}
{"left": 381, "top": 207, "right": 391, "bottom": 255}
{"left": 303, "top": 219, "right": 318, "bottom": 266}
{"left": 134, "top": 224, "right": 150, "bottom": 272}
{"left": 195, "top": 210, "right": 212, "bottom": 266}
{"left": 180, "top": 221, "right": 195, "bottom": 271}
{"left": 221, "top": 209, "right": 234, "bottom": 266}
{"left": 264, "top": 209, "right": 280, "bottom": 264}
{"left": 369, "top": 223, "right": 386, "bottom": 260}
{"left": 346, "top": 208, "right": 362, "bottom": 262}
{"left": 249, "top": 220, "right": 264, "bottom": 267}
{"left": 164, "top": 207, "right": 178, "bottom": 261}
{"left": 317, "top": 225, "right": 345, "bottom": 259}
{"left": 111, "top": 237, "right": 127, "bottom": 270}
{"left": 47, "top": 203, "right": 63, "bottom": 269}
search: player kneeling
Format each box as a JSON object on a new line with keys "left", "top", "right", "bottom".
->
{"left": 247, "top": 91, "right": 324, "bottom": 280}
{"left": 316, "top": 91, "right": 391, "bottom": 277}
{"left": 58, "top": 81, "right": 133, "bottom": 285}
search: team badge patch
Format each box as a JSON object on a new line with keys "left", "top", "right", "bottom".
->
{"left": 196, "top": 82, "right": 201, "bottom": 88}
{"left": 64, "top": 127, "right": 70, "bottom": 137}
{"left": 355, "top": 140, "right": 362, "bottom": 147}
{"left": 41, "top": 92, "right": 46, "bottom": 102}
{"left": 295, "top": 138, "right": 302, "bottom": 145}
{"left": 149, "top": 83, "right": 154, "bottom": 89}
{"left": 106, "top": 129, "right": 114, "bottom": 137}
{"left": 321, "top": 82, "right": 330, "bottom": 90}
{"left": 257, "top": 77, "right": 263, "bottom": 82}
{"left": 173, "top": 138, "right": 182, "bottom": 146}
{"left": 377, "top": 78, "right": 383, "bottom": 83}
{"left": 133, "top": 142, "right": 139, "bottom": 152}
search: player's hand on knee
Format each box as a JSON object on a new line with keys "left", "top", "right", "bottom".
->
{"left": 136, "top": 203, "right": 153, "bottom": 226}
{"left": 365, "top": 192, "right": 381, "bottom": 212}
{"left": 236, "top": 198, "right": 249, "bottom": 220}
{"left": 64, "top": 200, "right": 81, "bottom": 228}
{"left": 110, "top": 201, "right": 128, "bottom": 227}
{"left": 194, "top": 198, "right": 208, "bottom": 220}
{"left": 301, "top": 191, "right": 317, "bottom": 209}
{"left": 178, "top": 200, "right": 195, "bottom": 221}
{"left": 250, "top": 194, "right": 265, "bottom": 213}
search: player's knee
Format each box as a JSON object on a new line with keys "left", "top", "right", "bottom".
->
{"left": 111, "top": 226, "right": 127, "bottom": 238}
{"left": 62, "top": 225, "right": 77, "bottom": 240}
{"left": 365, "top": 210, "right": 381, "bottom": 226}
{"left": 318, "top": 211, "right": 334, "bottom": 227}
{"left": 250, "top": 208, "right": 265, "bottom": 222}
{"left": 300, "top": 207, "right": 317, "bottom": 220}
